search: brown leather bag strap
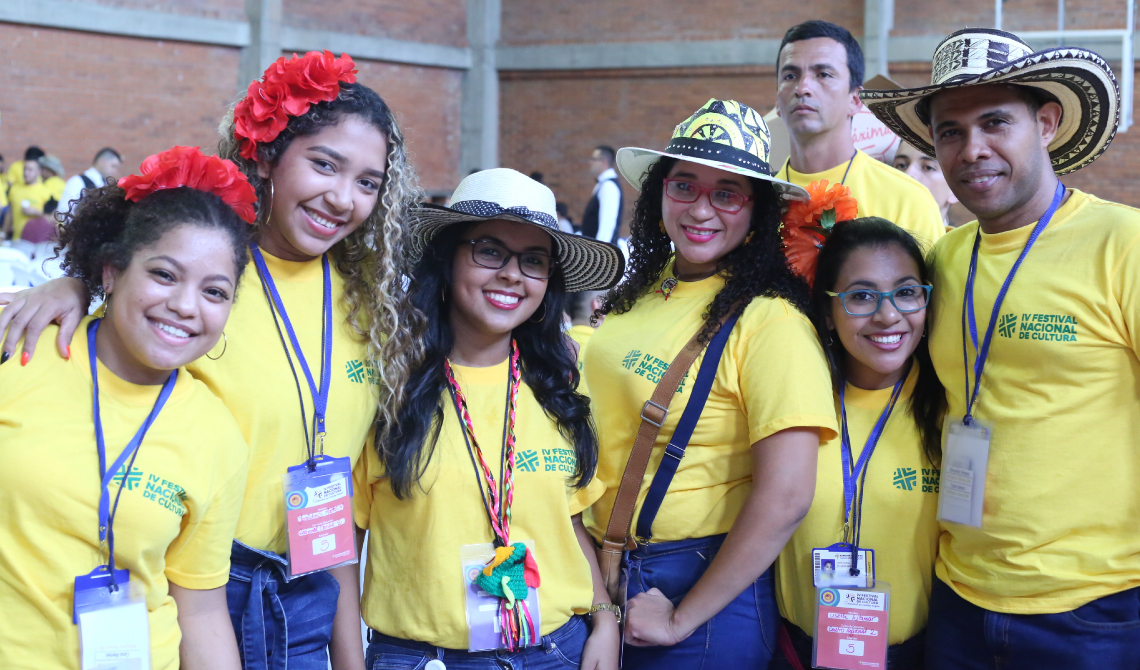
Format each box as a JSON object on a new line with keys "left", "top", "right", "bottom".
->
{"left": 599, "top": 326, "right": 710, "bottom": 552}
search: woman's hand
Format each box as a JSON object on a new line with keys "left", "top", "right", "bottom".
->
{"left": 623, "top": 588, "right": 693, "bottom": 647}
{"left": 0, "top": 277, "right": 88, "bottom": 362}
{"left": 580, "top": 610, "right": 620, "bottom": 670}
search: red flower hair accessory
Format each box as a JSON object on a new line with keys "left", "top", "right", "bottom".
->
{"left": 780, "top": 179, "right": 859, "bottom": 287}
{"left": 233, "top": 50, "right": 357, "bottom": 161}
{"left": 118, "top": 146, "right": 258, "bottom": 224}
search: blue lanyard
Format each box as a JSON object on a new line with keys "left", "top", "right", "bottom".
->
{"left": 961, "top": 182, "right": 1065, "bottom": 424}
{"left": 250, "top": 243, "right": 333, "bottom": 465}
{"left": 88, "top": 319, "right": 177, "bottom": 582}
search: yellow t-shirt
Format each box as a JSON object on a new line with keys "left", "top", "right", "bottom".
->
{"left": 44, "top": 175, "right": 66, "bottom": 203}
{"left": 928, "top": 188, "right": 1140, "bottom": 613}
{"left": 584, "top": 269, "right": 838, "bottom": 542}
{"left": 8, "top": 179, "right": 53, "bottom": 239}
{"left": 567, "top": 324, "right": 594, "bottom": 351}
{"left": 782, "top": 151, "right": 945, "bottom": 251}
{"left": 353, "top": 359, "right": 604, "bottom": 649}
{"left": 188, "top": 249, "right": 378, "bottom": 554}
{"left": 775, "top": 368, "right": 939, "bottom": 644}
{"left": 0, "top": 318, "right": 249, "bottom": 670}
{"left": 7, "top": 160, "right": 25, "bottom": 187}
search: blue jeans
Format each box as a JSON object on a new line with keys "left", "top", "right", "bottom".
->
{"left": 925, "top": 578, "right": 1140, "bottom": 670}
{"left": 622, "top": 534, "right": 778, "bottom": 670}
{"left": 226, "top": 541, "right": 341, "bottom": 670}
{"left": 364, "top": 615, "right": 588, "bottom": 669}
{"left": 768, "top": 619, "right": 925, "bottom": 670}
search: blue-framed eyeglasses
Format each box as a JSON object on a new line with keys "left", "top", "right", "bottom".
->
{"left": 826, "top": 285, "right": 933, "bottom": 316}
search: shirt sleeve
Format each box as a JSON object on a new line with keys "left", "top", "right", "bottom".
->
{"left": 58, "top": 176, "right": 84, "bottom": 215}
{"left": 1112, "top": 228, "right": 1140, "bottom": 360}
{"left": 164, "top": 449, "right": 249, "bottom": 590}
{"left": 737, "top": 310, "right": 839, "bottom": 445}
{"left": 568, "top": 474, "right": 606, "bottom": 516}
{"left": 352, "top": 445, "right": 377, "bottom": 529}
{"left": 906, "top": 187, "right": 946, "bottom": 252}
{"left": 595, "top": 180, "right": 621, "bottom": 242}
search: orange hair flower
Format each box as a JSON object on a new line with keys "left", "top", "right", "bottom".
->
{"left": 780, "top": 179, "right": 858, "bottom": 286}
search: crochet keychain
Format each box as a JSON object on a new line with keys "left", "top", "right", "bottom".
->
{"left": 446, "top": 341, "right": 540, "bottom": 651}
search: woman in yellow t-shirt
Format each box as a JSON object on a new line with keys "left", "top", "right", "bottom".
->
{"left": 771, "top": 218, "right": 945, "bottom": 670}
{"left": 0, "top": 52, "right": 420, "bottom": 670}
{"left": 357, "top": 169, "right": 624, "bottom": 669}
{"left": 0, "top": 146, "right": 257, "bottom": 669}
{"left": 582, "top": 99, "right": 838, "bottom": 669}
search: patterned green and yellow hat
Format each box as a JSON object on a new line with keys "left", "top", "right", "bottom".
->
{"left": 616, "top": 98, "right": 808, "bottom": 200}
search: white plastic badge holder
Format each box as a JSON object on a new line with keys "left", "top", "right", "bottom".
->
{"left": 460, "top": 542, "right": 541, "bottom": 652}
{"left": 74, "top": 569, "right": 150, "bottom": 670}
{"left": 938, "top": 417, "right": 991, "bottom": 528}
{"left": 812, "top": 581, "right": 890, "bottom": 670}
{"left": 282, "top": 455, "right": 358, "bottom": 579}
{"left": 812, "top": 544, "right": 874, "bottom": 588}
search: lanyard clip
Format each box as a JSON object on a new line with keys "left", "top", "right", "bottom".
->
{"left": 318, "top": 431, "right": 326, "bottom": 456}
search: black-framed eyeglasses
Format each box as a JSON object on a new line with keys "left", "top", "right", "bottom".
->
{"left": 826, "top": 285, "right": 933, "bottom": 316}
{"left": 464, "top": 238, "right": 556, "bottom": 280}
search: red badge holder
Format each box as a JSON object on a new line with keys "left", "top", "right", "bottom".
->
{"left": 812, "top": 581, "right": 891, "bottom": 670}
{"left": 282, "top": 455, "right": 358, "bottom": 579}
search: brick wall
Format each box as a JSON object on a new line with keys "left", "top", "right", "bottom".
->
{"left": 89, "top": 0, "right": 245, "bottom": 22}
{"left": 283, "top": 0, "right": 467, "bottom": 47}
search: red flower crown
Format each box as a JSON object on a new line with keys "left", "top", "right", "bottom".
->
{"left": 233, "top": 50, "right": 358, "bottom": 161}
{"left": 780, "top": 180, "right": 859, "bottom": 288}
{"left": 118, "top": 146, "right": 258, "bottom": 223}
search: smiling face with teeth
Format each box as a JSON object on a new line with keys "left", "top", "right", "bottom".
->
{"left": 447, "top": 219, "right": 554, "bottom": 366}
{"left": 256, "top": 116, "right": 389, "bottom": 261}
{"left": 99, "top": 225, "right": 239, "bottom": 385}
{"left": 661, "top": 161, "right": 754, "bottom": 278}
{"left": 825, "top": 243, "right": 927, "bottom": 390}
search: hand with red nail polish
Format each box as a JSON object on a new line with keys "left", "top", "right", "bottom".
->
{"left": 20, "top": 352, "right": 30, "bottom": 366}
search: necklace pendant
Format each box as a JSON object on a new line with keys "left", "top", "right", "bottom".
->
{"left": 656, "top": 277, "right": 678, "bottom": 300}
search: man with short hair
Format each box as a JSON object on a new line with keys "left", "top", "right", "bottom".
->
{"left": 893, "top": 141, "right": 959, "bottom": 228}
{"left": 581, "top": 145, "right": 623, "bottom": 244}
{"left": 776, "top": 20, "right": 943, "bottom": 248}
{"left": 864, "top": 28, "right": 1140, "bottom": 668}
{"left": 58, "top": 147, "right": 122, "bottom": 216}
{"left": 6, "top": 146, "right": 45, "bottom": 189}
{"left": 4, "top": 158, "right": 51, "bottom": 240}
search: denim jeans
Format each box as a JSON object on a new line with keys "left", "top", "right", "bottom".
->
{"left": 768, "top": 619, "right": 925, "bottom": 670}
{"left": 364, "top": 614, "right": 588, "bottom": 669}
{"left": 226, "top": 541, "right": 341, "bottom": 670}
{"left": 925, "top": 578, "right": 1140, "bottom": 670}
{"left": 621, "top": 534, "right": 778, "bottom": 670}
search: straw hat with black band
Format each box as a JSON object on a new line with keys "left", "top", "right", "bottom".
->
{"left": 409, "top": 168, "right": 625, "bottom": 292}
{"left": 860, "top": 28, "right": 1120, "bottom": 175}
{"left": 616, "top": 98, "right": 809, "bottom": 200}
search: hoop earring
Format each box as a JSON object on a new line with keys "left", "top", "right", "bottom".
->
{"left": 530, "top": 301, "right": 547, "bottom": 323}
{"left": 659, "top": 220, "right": 666, "bottom": 234}
{"left": 827, "top": 334, "right": 834, "bottom": 346}
{"left": 259, "top": 180, "right": 274, "bottom": 226}
{"left": 206, "top": 331, "right": 227, "bottom": 361}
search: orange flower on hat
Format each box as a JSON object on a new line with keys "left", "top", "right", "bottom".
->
{"left": 119, "top": 146, "right": 259, "bottom": 223}
{"left": 781, "top": 180, "right": 858, "bottom": 286}
{"left": 233, "top": 51, "right": 357, "bottom": 161}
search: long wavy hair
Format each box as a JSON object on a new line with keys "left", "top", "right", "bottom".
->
{"left": 218, "top": 81, "right": 422, "bottom": 432}
{"left": 377, "top": 223, "right": 598, "bottom": 500}
{"left": 810, "top": 217, "right": 947, "bottom": 465}
{"left": 599, "top": 157, "right": 812, "bottom": 340}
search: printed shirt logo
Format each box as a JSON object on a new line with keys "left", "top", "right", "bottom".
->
{"left": 516, "top": 448, "right": 577, "bottom": 474}
{"left": 620, "top": 349, "right": 689, "bottom": 393}
{"left": 110, "top": 465, "right": 187, "bottom": 516}
{"left": 892, "top": 467, "right": 940, "bottom": 493}
{"left": 996, "top": 313, "right": 1079, "bottom": 342}
{"left": 346, "top": 359, "right": 380, "bottom": 386}
{"left": 111, "top": 465, "right": 143, "bottom": 492}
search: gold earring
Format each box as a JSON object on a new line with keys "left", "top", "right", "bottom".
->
{"left": 744, "top": 231, "right": 755, "bottom": 244}
{"left": 659, "top": 220, "right": 666, "bottom": 233}
{"left": 206, "top": 331, "right": 227, "bottom": 361}
{"left": 259, "top": 180, "right": 274, "bottom": 226}
{"left": 530, "top": 301, "right": 547, "bottom": 323}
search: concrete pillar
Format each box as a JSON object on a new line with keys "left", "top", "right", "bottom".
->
{"left": 460, "top": 0, "right": 500, "bottom": 174}
{"left": 238, "top": 0, "right": 282, "bottom": 91}
{"left": 862, "top": 0, "right": 894, "bottom": 79}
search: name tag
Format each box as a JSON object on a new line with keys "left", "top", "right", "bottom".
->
{"left": 812, "top": 545, "right": 874, "bottom": 589}
{"left": 938, "top": 417, "right": 991, "bottom": 528}
{"left": 74, "top": 570, "right": 150, "bottom": 670}
{"left": 282, "top": 456, "right": 358, "bottom": 579}
{"left": 812, "top": 582, "right": 890, "bottom": 670}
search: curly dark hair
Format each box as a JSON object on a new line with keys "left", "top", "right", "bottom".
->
{"left": 57, "top": 185, "right": 253, "bottom": 300}
{"left": 810, "top": 217, "right": 947, "bottom": 465}
{"left": 598, "top": 156, "right": 812, "bottom": 341}
{"left": 378, "top": 223, "right": 598, "bottom": 500}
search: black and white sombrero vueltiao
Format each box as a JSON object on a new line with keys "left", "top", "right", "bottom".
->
{"left": 409, "top": 168, "right": 625, "bottom": 292}
{"left": 860, "top": 28, "right": 1120, "bottom": 175}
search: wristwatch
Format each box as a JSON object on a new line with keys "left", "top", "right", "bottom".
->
{"left": 589, "top": 603, "right": 622, "bottom": 624}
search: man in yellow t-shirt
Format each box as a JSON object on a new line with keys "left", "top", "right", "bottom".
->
{"left": 4, "top": 159, "right": 53, "bottom": 240}
{"left": 775, "top": 21, "right": 944, "bottom": 250}
{"left": 863, "top": 28, "right": 1140, "bottom": 668}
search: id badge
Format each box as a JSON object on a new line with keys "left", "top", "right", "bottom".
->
{"left": 74, "top": 569, "right": 151, "bottom": 670}
{"left": 812, "top": 544, "right": 875, "bottom": 588}
{"left": 460, "top": 542, "right": 541, "bottom": 652}
{"left": 938, "top": 417, "right": 991, "bottom": 528}
{"left": 282, "top": 455, "right": 358, "bottom": 579}
{"left": 812, "top": 581, "right": 890, "bottom": 670}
